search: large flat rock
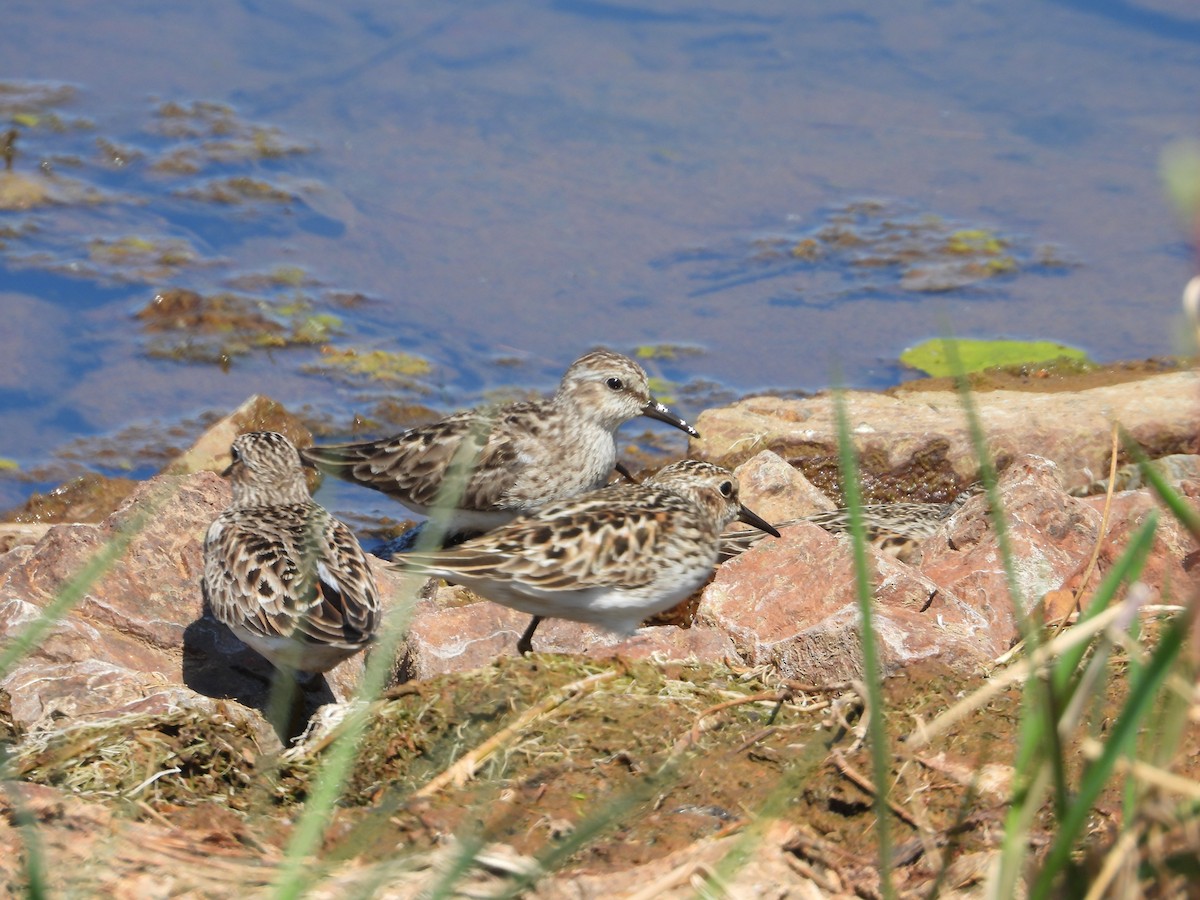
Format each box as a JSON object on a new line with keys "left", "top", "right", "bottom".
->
{"left": 692, "top": 371, "right": 1200, "bottom": 498}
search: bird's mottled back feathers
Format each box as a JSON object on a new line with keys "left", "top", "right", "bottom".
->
{"left": 303, "top": 407, "right": 529, "bottom": 513}
{"left": 204, "top": 431, "right": 381, "bottom": 673}
{"left": 397, "top": 483, "right": 697, "bottom": 592}
{"left": 300, "top": 350, "right": 697, "bottom": 531}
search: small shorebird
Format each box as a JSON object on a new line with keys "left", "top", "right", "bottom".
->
{"left": 301, "top": 349, "right": 699, "bottom": 536}
{"left": 391, "top": 458, "right": 779, "bottom": 653}
{"left": 204, "top": 431, "right": 381, "bottom": 677}
{"left": 718, "top": 490, "right": 977, "bottom": 562}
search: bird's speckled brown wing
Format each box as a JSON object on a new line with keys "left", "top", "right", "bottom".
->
{"left": 301, "top": 405, "right": 549, "bottom": 512}
{"left": 204, "top": 503, "right": 380, "bottom": 649}
{"left": 394, "top": 487, "right": 694, "bottom": 591}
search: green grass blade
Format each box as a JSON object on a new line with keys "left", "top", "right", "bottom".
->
{"left": 1050, "top": 514, "right": 1156, "bottom": 695}
{"left": 271, "top": 420, "right": 491, "bottom": 899}
{"left": 938, "top": 332, "right": 1071, "bottom": 896}
{"left": 832, "top": 386, "right": 895, "bottom": 900}
{"left": 1030, "top": 604, "right": 1191, "bottom": 899}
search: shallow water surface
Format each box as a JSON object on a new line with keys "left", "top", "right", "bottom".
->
{"left": 0, "top": 0, "right": 1196, "bottom": 516}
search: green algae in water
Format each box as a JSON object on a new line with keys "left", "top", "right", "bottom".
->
{"left": 305, "top": 348, "right": 432, "bottom": 384}
{"left": 646, "top": 375, "right": 678, "bottom": 406}
{"left": 1161, "top": 138, "right": 1200, "bottom": 222}
{"left": 900, "top": 337, "right": 1092, "bottom": 377}
{"left": 634, "top": 344, "right": 702, "bottom": 362}
{"left": 943, "top": 228, "right": 1007, "bottom": 256}
{"left": 673, "top": 201, "right": 1069, "bottom": 307}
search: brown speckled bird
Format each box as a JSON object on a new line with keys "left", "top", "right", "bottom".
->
{"left": 391, "top": 459, "right": 779, "bottom": 652}
{"left": 204, "top": 431, "right": 380, "bottom": 675}
{"left": 301, "top": 349, "right": 699, "bottom": 535}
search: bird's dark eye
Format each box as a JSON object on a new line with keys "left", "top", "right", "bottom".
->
{"left": 606, "top": 377, "right": 624, "bottom": 391}
{"left": 230, "top": 446, "right": 241, "bottom": 462}
{"left": 719, "top": 481, "right": 733, "bottom": 497}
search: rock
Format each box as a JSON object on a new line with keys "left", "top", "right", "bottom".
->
{"left": 732, "top": 449, "right": 834, "bottom": 522}
{"left": 162, "top": 393, "right": 312, "bottom": 476}
{"left": 697, "top": 452, "right": 1193, "bottom": 677}
{"left": 914, "top": 456, "right": 1105, "bottom": 651}
{"left": 2, "top": 472, "right": 140, "bottom": 525}
{"left": 0, "top": 470, "right": 393, "bottom": 737}
{"left": 916, "top": 455, "right": 1199, "bottom": 649}
{"left": 700, "top": 519, "right": 991, "bottom": 681}
{"left": 692, "top": 371, "right": 1200, "bottom": 498}
{"left": 0, "top": 523, "right": 51, "bottom": 554}
{"left": 398, "top": 582, "right": 742, "bottom": 681}
{"left": 1072, "top": 485, "right": 1198, "bottom": 607}
{"left": 0, "top": 472, "right": 232, "bottom": 730}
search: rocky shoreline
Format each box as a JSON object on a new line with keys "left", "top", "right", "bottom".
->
{"left": 0, "top": 368, "right": 1197, "bottom": 895}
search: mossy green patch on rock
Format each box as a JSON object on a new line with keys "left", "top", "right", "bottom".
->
{"left": 900, "top": 337, "right": 1093, "bottom": 377}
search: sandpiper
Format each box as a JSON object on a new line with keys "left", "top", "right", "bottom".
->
{"left": 204, "top": 431, "right": 381, "bottom": 676}
{"left": 391, "top": 458, "right": 779, "bottom": 652}
{"left": 718, "top": 490, "right": 977, "bottom": 562}
{"left": 301, "top": 349, "right": 699, "bottom": 536}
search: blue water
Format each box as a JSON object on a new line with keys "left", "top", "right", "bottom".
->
{"left": 1, "top": 0, "right": 1197, "bottom": 516}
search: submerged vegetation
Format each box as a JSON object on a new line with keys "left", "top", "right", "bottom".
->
{"left": 660, "top": 200, "right": 1076, "bottom": 307}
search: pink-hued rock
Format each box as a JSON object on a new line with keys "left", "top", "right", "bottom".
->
{"left": 0, "top": 472, "right": 231, "bottom": 729}
{"left": 1071, "top": 483, "right": 1198, "bottom": 605}
{"left": 398, "top": 582, "right": 741, "bottom": 681}
{"left": 700, "top": 519, "right": 992, "bottom": 682}
{"left": 692, "top": 371, "right": 1200, "bottom": 496}
{"left": 733, "top": 449, "right": 834, "bottom": 523}
{"left": 698, "top": 451, "right": 1199, "bottom": 678}
{"left": 0, "top": 471, "right": 385, "bottom": 734}
{"left": 916, "top": 455, "right": 1199, "bottom": 648}
{"left": 915, "top": 456, "right": 1105, "bottom": 650}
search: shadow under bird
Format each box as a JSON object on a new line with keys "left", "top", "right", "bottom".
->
{"left": 203, "top": 431, "right": 381, "bottom": 677}
{"left": 390, "top": 458, "right": 780, "bottom": 653}
{"left": 301, "top": 349, "right": 699, "bottom": 535}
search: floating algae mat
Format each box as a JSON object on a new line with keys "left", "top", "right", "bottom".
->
{"left": 899, "top": 337, "right": 1092, "bottom": 377}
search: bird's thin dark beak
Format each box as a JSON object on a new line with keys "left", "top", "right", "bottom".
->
{"left": 220, "top": 462, "right": 234, "bottom": 477}
{"left": 737, "top": 504, "right": 781, "bottom": 538}
{"left": 641, "top": 399, "right": 700, "bottom": 438}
